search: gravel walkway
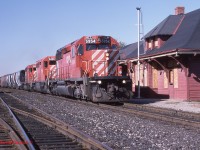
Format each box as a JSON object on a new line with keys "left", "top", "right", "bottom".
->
{"left": 8, "top": 90, "right": 200, "bottom": 150}
{"left": 129, "top": 98, "right": 200, "bottom": 113}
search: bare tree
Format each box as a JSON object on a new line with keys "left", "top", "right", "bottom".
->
{"left": 118, "top": 41, "right": 127, "bottom": 48}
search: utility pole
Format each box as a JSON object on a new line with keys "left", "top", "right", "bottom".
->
{"left": 136, "top": 7, "right": 141, "bottom": 98}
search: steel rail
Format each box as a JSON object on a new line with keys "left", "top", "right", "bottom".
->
{"left": 11, "top": 107, "right": 112, "bottom": 150}
{"left": 124, "top": 103, "right": 200, "bottom": 120}
{"left": 98, "top": 103, "right": 200, "bottom": 129}
{"left": 6, "top": 92, "right": 113, "bottom": 150}
{"left": 16, "top": 90, "right": 200, "bottom": 129}
{"left": 0, "top": 97, "right": 35, "bottom": 150}
{"left": 0, "top": 118, "right": 27, "bottom": 150}
{"left": 44, "top": 93, "right": 200, "bottom": 129}
{"left": 8, "top": 88, "right": 200, "bottom": 129}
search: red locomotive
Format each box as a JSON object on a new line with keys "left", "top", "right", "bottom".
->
{"left": 34, "top": 56, "right": 56, "bottom": 93}
{"left": 0, "top": 35, "right": 133, "bottom": 102}
{"left": 24, "top": 64, "right": 36, "bottom": 90}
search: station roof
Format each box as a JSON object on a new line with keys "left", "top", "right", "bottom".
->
{"left": 143, "top": 8, "right": 200, "bottom": 57}
{"left": 119, "top": 42, "right": 144, "bottom": 59}
{"left": 144, "top": 15, "right": 184, "bottom": 39}
{"left": 120, "top": 8, "right": 200, "bottom": 60}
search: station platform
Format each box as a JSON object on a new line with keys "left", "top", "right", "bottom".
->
{"left": 128, "top": 98, "right": 200, "bottom": 114}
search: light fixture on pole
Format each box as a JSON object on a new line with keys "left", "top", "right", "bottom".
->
{"left": 136, "top": 7, "right": 141, "bottom": 98}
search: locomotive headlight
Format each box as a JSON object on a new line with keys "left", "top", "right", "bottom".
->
{"left": 97, "top": 80, "right": 102, "bottom": 84}
{"left": 122, "top": 80, "right": 126, "bottom": 84}
{"left": 106, "top": 57, "right": 109, "bottom": 60}
{"left": 106, "top": 53, "right": 109, "bottom": 57}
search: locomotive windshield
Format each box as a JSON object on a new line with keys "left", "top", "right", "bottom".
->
{"left": 85, "top": 36, "right": 113, "bottom": 51}
{"left": 49, "top": 60, "right": 56, "bottom": 65}
{"left": 86, "top": 44, "right": 110, "bottom": 51}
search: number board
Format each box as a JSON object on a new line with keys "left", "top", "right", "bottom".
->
{"left": 85, "top": 38, "right": 96, "bottom": 44}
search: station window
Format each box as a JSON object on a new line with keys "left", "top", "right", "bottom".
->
{"left": 152, "top": 65, "right": 158, "bottom": 88}
{"left": 169, "top": 70, "right": 174, "bottom": 85}
{"left": 148, "top": 42, "right": 152, "bottom": 49}
{"left": 154, "top": 40, "right": 158, "bottom": 48}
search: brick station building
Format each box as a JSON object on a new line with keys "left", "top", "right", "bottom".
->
{"left": 120, "top": 7, "right": 200, "bottom": 101}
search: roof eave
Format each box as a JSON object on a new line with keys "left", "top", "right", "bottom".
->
{"left": 128, "top": 49, "right": 200, "bottom": 62}
{"left": 127, "top": 49, "right": 177, "bottom": 62}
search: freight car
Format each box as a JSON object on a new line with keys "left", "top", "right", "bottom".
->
{"left": 0, "top": 35, "right": 133, "bottom": 103}
{"left": 0, "top": 70, "right": 25, "bottom": 89}
{"left": 0, "top": 75, "right": 9, "bottom": 88}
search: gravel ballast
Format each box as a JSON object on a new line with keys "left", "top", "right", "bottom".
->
{"left": 8, "top": 89, "right": 200, "bottom": 149}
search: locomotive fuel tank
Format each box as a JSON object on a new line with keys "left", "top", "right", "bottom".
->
{"left": 52, "top": 81, "right": 74, "bottom": 97}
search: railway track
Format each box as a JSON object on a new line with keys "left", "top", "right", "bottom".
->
{"left": 124, "top": 102, "right": 200, "bottom": 123}
{"left": 98, "top": 102, "right": 200, "bottom": 129}
{"left": 36, "top": 92, "right": 200, "bottom": 129}
{"left": 0, "top": 120, "right": 24, "bottom": 150}
{"left": 0, "top": 91, "right": 112, "bottom": 150}
{"left": 42, "top": 92, "right": 200, "bottom": 129}
{"left": 0, "top": 93, "right": 30, "bottom": 150}
{"left": 27, "top": 91, "right": 200, "bottom": 129}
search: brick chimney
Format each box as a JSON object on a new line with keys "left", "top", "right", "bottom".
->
{"left": 175, "top": 6, "right": 185, "bottom": 15}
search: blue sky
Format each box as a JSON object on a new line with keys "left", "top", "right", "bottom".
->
{"left": 0, "top": 0, "right": 199, "bottom": 76}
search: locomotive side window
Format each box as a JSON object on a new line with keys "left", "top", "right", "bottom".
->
{"left": 71, "top": 47, "right": 75, "bottom": 58}
{"left": 49, "top": 60, "right": 56, "bottom": 65}
{"left": 44, "top": 61, "right": 48, "bottom": 68}
{"left": 78, "top": 44, "right": 84, "bottom": 55}
{"left": 33, "top": 67, "right": 36, "bottom": 71}
{"left": 29, "top": 68, "right": 32, "bottom": 72}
